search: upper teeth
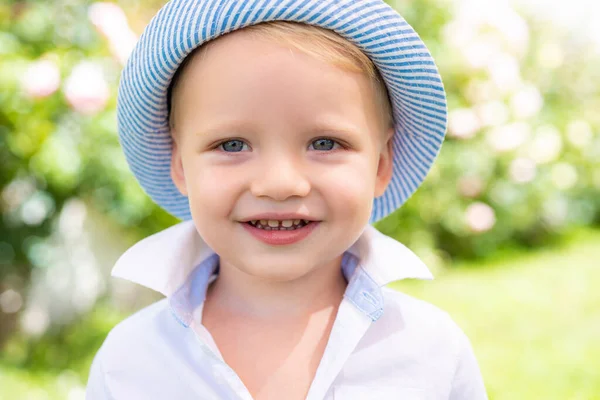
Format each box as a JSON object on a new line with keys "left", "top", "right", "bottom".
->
{"left": 252, "top": 219, "right": 306, "bottom": 227}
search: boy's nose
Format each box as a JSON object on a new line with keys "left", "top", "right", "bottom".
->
{"left": 250, "top": 157, "right": 311, "bottom": 201}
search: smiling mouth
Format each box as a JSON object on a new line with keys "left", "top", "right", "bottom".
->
{"left": 246, "top": 219, "right": 311, "bottom": 231}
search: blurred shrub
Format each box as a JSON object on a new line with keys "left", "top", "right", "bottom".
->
{"left": 0, "top": 0, "right": 177, "bottom": 347}
{"left": 1, "top": 300, "right": 122, "bottom": 380}
{"left": 377, "top": 0, "right": 600, "bottom": 261}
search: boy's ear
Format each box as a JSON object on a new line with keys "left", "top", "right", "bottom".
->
{"left": 170, "top": 134, "right": 188, "bottom": 197}
{"left": 374, "top": 126, "right": 394, "bottom": 198}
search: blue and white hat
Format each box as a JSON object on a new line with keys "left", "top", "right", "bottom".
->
{"left": 117, "top": 0, "right": 447, "bottom": 223}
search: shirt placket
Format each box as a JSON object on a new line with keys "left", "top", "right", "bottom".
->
{"left": 191, "top": 321, "right": 256, "bottom": 400}
{"left": 304, "top": 298, "right": 373, "bottom": 400}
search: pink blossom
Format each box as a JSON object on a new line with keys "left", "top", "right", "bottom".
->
{"left": 510, "top": 84, "right": 543, "bottom": 119}
{"left": 63, "top": 62, "right": 110, "bottom": 115}
{"left": 448, "top": 108, "right": 481, "bottom": 139}
{"left": 527, "top": 125, "right": 563, "bottom": 164}
{"left": 88, "top": 2, "right": 129, "bottom": 38}
{"left": 487, "top": 53, "right": 522, "bottom": 93}
{"left": 458, "top": 176, "right": 484, "bottom": 198}
{"left": 88, "top": 2, "right": 138, "bottom": 65}
{"left": 550, "top": 163, "right": 578, "bottom": 190}
{"left": 566, "top": 120, "right": 593, "bottom": 148}
{"left": 0, "top": 289, "right": 23, "bottom": 314}
{"left": 509, "top": 158, "right": 537, "bottom": 184}
{"left": 21, "top": 59, "right": 61, "bottom": 99}
{"left": 108, "top": 30, "right": 138, "bottom": 65}
{"left": 465, "top": 202, "right": 496, "bottom": 233}
{"left": 476, "top": 101, "right": 509, "bottom": 127}
{"left": 486, "top": 122, "right": 531, "bottom": 153}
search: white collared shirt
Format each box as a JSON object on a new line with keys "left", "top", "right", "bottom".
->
{"left": 86, "top": 221, "right": 487, "bottom": 399}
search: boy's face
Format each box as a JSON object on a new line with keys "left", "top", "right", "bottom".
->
{"left": 170, "top": 29, "right": 394, "bottom": 282}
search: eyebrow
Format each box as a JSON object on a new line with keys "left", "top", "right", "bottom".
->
{"left": 191, "top": 121, "right": 254, "bottom": 138}
{"left": 191, "top": 118, "right": 364, "bottom": 139}
{"left": 306, "top": 120, "right": 364, "bottom": 139}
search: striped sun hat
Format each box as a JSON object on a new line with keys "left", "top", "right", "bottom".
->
{"left": 117, "top": 0, "right": 447, "bottom": 223}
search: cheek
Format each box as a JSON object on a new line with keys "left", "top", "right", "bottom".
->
{"left": 184, "top": 162, "right": 245, "bottom": 217}
{"left": 186, "top": 165, "right": 243, "bottom": 253}
{"left": 313, "top": 154, "right": 378, "bottom": 216}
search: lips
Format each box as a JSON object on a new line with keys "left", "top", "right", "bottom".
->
{"left": 247, "top": 219, "right": 309, "bottom": 230}
{"left": 241, "top": 219, "right": 320, "bottom": 245}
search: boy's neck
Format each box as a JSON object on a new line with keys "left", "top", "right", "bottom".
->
{"left": 204, "top": 255, "right": 347, "bottom": 321}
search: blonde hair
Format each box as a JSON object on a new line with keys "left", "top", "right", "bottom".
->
{"left": 167, "top": 21, "right": 394, "bottom": 132}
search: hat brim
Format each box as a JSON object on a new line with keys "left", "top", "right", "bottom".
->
{"left": 117, "top": 0, "right": 447, "bottom": 223}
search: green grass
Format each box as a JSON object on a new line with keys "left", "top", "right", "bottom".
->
{"left": 2, "top": 229, "right": 600, "bottom": 399}
{"left": 391, "top": 229, "right": 600, "bottom": 400}
{"left": 0, "top": 367, "right": 86, "bottom": 400}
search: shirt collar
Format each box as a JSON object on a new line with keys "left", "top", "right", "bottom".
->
{"left": 111, "top": 220, "right": 433, "bottom": 323}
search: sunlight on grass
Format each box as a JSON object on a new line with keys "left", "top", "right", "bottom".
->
{"left": 391, "top": 229, "right": 600, "bottom": 400}
{"left": 0, "top": 366, "right": 86, "bottom": 400}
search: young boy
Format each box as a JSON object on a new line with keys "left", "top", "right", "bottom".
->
{"left": 87, "top": 0, "right": 488, "bottom": 399}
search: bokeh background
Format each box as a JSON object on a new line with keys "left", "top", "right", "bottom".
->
{"left": 1, "top": 0, "right": 599, "bottom": 398}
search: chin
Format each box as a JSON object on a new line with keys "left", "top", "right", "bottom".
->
{"left": 240, "top": 259, "right": 317, "bottom": 282}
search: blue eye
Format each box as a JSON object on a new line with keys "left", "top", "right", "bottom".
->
{"left": 219, "top": 140, "right": 248, "bottom": 152}
{"left": 310, "top": 138, "right": 340, "bottom": 151}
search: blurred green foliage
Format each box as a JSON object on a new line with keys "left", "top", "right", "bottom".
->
{"left": 376, "top": 0, "right": 600, "bottom": 259}
{"left": 2, "top": 302, "right": 123, "bottom": 380}
{"left": 0, "top": 0, "right": 177, "bottom": 345}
